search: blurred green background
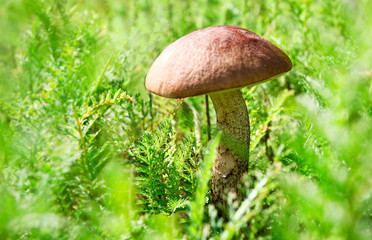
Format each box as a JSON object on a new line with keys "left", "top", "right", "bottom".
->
{"left": 1, "top": 0, "right": 372, "bottom": 239}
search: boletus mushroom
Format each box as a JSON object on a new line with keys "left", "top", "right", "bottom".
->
{"left": 145, "top": 25, "right": 292, "bottom": 209}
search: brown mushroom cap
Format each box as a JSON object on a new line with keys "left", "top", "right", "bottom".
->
{"left": 145, "top": 25, "right": 292, "bottom": 98}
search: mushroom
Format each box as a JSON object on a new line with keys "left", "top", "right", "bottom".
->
{"left": 145, "top": 25, "right": 292, "bottom": 208}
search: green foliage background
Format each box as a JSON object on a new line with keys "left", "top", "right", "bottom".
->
{"left": 0, "top": 0, "right": 371, "bottom": 239}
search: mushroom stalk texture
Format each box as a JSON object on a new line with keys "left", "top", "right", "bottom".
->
{"left": 209, "top": 89, "right": 250, "bottom": 205}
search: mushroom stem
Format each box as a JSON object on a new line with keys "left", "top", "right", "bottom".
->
{"left": 209, "top": 89, "right": 250, "bottom": 207}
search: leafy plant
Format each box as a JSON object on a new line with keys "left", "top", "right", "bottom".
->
{"left": 131, "top": 120, "right": 200, "bottom": 214}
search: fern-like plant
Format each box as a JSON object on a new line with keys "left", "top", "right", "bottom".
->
{"left": 130, "top": 120, "right": 200, "bottom": 214}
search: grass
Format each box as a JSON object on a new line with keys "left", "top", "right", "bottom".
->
{"left": 1, "top": 0, "right": 372, "bottom": 239}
